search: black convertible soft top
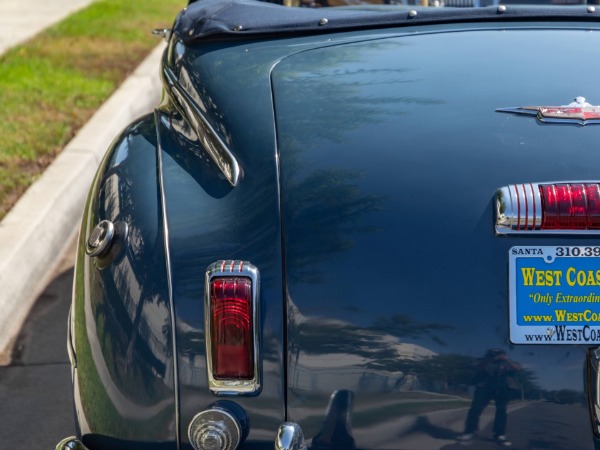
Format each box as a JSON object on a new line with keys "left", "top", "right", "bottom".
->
{"left": 174, "top": 0, "right": 599, "bottom": 42}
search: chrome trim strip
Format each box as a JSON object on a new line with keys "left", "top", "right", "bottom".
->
{"left": 155, "top": 109, "right": 181, "bottom": 448}
{"left": 587, "top": 348, "right": 600, "bottom": 438}
{"left": 275, "top": 423, "right": 308, "bottom": 450}
{"left": 268, "top": 59, "right": 289, "bottom": 411}
{"left": 539, "top": 116, "right": 600, "bottom": 126}
{"left": 161, "top": 64, "right": 241, "bottom": 187}
{"left": 531, "top": 182, "right": 543, "bottom": 230}
{"left": 205, "top": 260, "right": 261, "bottom": 395}
{"left": 495, "top": 181, "right": 600, "bottom": 235}
{"left": 55, "top": 437, "right": 90, "bottom": 450}
{"left": 66, "top": 306, "right": 77, "bottom": 369}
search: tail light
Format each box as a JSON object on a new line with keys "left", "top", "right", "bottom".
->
{"left": 205, "top": 261, "right": 260, "bottom": 395}
{"left": 496, "top": 182, "right": 600, "bottom": 234}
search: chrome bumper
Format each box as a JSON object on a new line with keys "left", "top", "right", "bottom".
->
{"left": 56, "top": 422, "right": 307, "bottom": 450}
{"left": 56, "top": 437, "right": 89, "bottom": 450}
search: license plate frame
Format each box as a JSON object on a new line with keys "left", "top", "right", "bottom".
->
{"left": 509, "top": 246, "right": 600, "bottom": 344}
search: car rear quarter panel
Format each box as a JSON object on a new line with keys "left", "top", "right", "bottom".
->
{"left": 160, "top": 39, "right": 288, "bottom": 447}
{"left": 72, "top": 114, "right": 176, "bottom": 449}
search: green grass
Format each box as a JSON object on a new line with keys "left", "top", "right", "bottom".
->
{"left": 0, "top": 0, "right": 186, "bottom": 219}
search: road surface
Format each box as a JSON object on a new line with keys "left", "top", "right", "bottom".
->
{"left": 0, "top": 243, "right": 76, "bottom": 447}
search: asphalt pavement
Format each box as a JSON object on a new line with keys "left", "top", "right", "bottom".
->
{"left": 0, "top": 241, "right": 76, "bottom": 448}
{"left": 0, "top": 0, "right": 166, "bottom": 361}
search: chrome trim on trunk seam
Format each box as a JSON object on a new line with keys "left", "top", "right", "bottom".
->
{"left": 155, "top": 109, "right": 181, "bottom": 448}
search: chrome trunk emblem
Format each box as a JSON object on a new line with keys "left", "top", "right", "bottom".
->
{"left": 497, "top": 97, "right": 600, "bottom": 126}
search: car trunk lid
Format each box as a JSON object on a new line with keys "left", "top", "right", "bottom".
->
{"left": 272, "top": 25, "right": 600, "bottom": 450}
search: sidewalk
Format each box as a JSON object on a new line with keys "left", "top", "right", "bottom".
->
{"left": 0, "top": 0, "right": 166, "bottom": 359}
{"left": 0, "top": 0, "right": 95, "bottom": 55}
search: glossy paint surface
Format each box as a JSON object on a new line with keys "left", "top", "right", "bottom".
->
{"left": 72, "top": 115, "right": 176, "bottom": 449}
{"left": 272, "top": 25, "right": 600, "bottom": 450}
{"left": 73, "top": 17, "right": 600, "bottom": 450}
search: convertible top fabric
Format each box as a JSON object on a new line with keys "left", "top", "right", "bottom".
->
{"left": 174, "top": 0, "right": 599, "bottom": 42}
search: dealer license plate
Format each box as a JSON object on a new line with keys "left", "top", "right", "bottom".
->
{"left": 509, "top": 246, "right": 600, "bottom": 344}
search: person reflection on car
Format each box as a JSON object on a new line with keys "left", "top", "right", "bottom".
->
{"left": 457, "top": 348, "right": 521, "bottom": 447}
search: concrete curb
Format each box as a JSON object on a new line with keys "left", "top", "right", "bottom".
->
{"left": 0, "top": 43, "right": 166, "bottom": 358}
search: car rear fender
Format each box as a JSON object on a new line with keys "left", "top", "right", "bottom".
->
{"left": 72, "top": 113, "right": 177, "bottom": 448}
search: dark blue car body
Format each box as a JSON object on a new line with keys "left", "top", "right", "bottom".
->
{"left": 58, "top": 1, "right": 600, "bottom": 449}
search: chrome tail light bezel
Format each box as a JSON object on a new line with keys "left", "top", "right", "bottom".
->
{"left": 496, "top": 182, "right": 600, "bottom": 235}
{"left": 205, "top": 260, "right": 261, "bottom": 396}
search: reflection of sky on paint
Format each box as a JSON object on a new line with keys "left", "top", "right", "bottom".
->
{"left": 287, "top": 135, "right": 584, "bottom": 390}
{"left": 277, "top": 29, "right": 600, "bottom": 392}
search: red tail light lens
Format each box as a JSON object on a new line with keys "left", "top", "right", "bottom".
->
{"left": 540, "top": 183, "right": 600, "bottom": 230}
{"left": 210, "top": 277, "right": 254, "bottom": 379}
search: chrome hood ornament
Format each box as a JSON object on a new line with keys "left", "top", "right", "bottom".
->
{"left": 497, "top": 97, "right": 600, "bottom": 126}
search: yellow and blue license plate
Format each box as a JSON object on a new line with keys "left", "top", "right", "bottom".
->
{"left": 509, "top": 246, "right": 600, "bottom": 344}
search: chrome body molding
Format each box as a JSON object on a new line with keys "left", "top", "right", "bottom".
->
{"left": 275, "top": 422, "right": 308, "bottom": 450}
{"left": 66, "top": 307, "right": 76, "bottom": 370}
{"left": 205, "top": 260, "right": 261, "bottom": 395}
{"left": 495, "top": 181, "right": 600, "bottom": 235}
{"left": 161, "top": 63, "right": 241, "bottom": 187}
{"left": 55, "top": 437, "right": 90, "bottom": 450}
